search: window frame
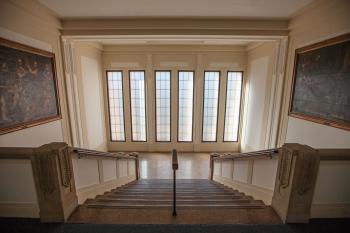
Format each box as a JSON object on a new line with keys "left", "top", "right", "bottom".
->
{"left": 223, "top": 71, "right": 244, "bottom": 142}
{"left": 201, "top": 70, "right": 221, "bottom": 143}
{"left": 177, "top": 70, "right": 195, "bottom": 143}
{"left": 154, "top": 70, "right": 172, "bottom": 142}
{"left": 128, "top": 70, "right": 148, "bottom": 142}
{"left": 106, "top": 70, "right": 126, "bottom": 142}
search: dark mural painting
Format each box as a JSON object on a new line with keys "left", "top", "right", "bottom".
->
{"left": 0, "top": 38, "right": 60, "bottom": 134}
{"left": 289, "top": 33, "right": 350, "bottom": 131}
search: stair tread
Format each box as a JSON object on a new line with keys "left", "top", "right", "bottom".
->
{"left": 92, "top": 198, "right": 254, "bottom": 203}
{"left": 84, "top": 179, "right": 266, "bottom": 210}
{"left": 86, "top": 203, "right": 265, "bottom": 208}
{"left": 102, "top": 194, "right": 246, "bottom": 198}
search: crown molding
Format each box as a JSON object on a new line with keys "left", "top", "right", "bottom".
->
{"left": 7, "top": 0, "right": 62, "bottom": 30}
{"left": 102, "top": 44, "right": 247, "bottom": 53}
{"left": 61, "top": 18, "right": 288, "bottom": 37}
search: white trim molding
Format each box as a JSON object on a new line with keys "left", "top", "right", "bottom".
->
{"left": 76, "top": 175, "right": 136, "bottom": 204}
{"left": 0, "top": 202, "right": 39, "bottom": 218}
{"left": 311, "top": 204, "right": 350, "bottom": 219}
{"left": 214, "top": 175, "right": 274, "bottom": 205}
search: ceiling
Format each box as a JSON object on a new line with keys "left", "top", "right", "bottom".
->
{"left": 39, "top": 0, "right": 313, "bottom": 19}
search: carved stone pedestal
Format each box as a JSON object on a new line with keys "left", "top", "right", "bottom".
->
{"left": 272, "top": 143, "right": 319, "bottom": 223}
{"left": 32, "top": 143, "right": 78, "bottom": 222}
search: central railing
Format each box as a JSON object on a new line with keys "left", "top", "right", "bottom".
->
{"left": 172, "top": 149, "right": 178, "bottom": 216}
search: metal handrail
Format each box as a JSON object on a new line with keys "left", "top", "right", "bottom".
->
{"left": 72, "top": 147, "right": 138, "bottom": 160}
{"left": 172, "top": 149, "right": 178, "bottom": 216}
{"left": 212, "top": 148, "right": 280, "bottom": 161}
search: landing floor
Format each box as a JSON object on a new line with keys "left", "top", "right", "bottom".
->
{"left": 138, "top": 152, "right": 210, "bottom": 179}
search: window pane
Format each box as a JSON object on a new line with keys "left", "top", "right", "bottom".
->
{"left": 107, "top": 71, "right": 125, "bottom": 141}
{"left": 129, "top": 71, "right": 147, "bottom": 141}
{"left": 202, "top": 71, "right": 220, "bottom": 142}
{"left": 178, "top": 71, "right": 194, "bottom": 142}
{"left": 156, "top": 71, "right": 171, "bottom": 141}
{"left": 224, "top": 72, "right": 243, "bottom": 142}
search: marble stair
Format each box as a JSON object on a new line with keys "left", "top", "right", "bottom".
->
{"left": 84, "top": 179, "right": 266, "bottom": 209}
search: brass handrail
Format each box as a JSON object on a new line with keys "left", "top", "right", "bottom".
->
{"left": 172, "top": 149, "right": 178, "bottom": 216}
{"left": 0, "top": 147, "right": 35, "bottom": 159}
{"left": 317, "top": 149, "right": 350, "bottom": 160}
{"left": 212, "top": 148, "right": 280, "bottom": 161}
{"left": 72, "top": 147, "right": 138, "bottom": 160}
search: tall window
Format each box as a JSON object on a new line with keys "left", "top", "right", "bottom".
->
{"left": 178, "top": 71, "right": 194, "bottom": 142}
{"left": 107, "top": 71, "right": 125, "bottom": 141}
{"left": 202, "top": 71, "right": 220, "bottom": 142}
{"left": 155, "top": 71, "right": 171, "bottom": 141}
{"left": 129, "top": 71, "right": 147, "bottom": 141}
{"left": 224, "top": 71, "right": 243, "bottom": 142}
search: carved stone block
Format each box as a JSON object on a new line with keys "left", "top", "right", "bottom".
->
{"left": 272, "top": 143, "right": 319, "bottom": 223}
{"left": 32, "top": 143, "right": 78, "bottom": 222}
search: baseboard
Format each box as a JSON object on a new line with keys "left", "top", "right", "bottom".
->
{"left": 0, "top": 202, "right": 39, "bottom": 218}
{"left": 76, "top": 175, "right": 136, "bottom": 204}
{"left": 214, "top": 175, "right": 273, "bottom": 205}
{"left": 310, "top": 203, "right": 350, "bottom": 218}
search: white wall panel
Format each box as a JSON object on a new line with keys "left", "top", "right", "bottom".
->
{"left": 0, "top": 160, "right": 37, "bottom": 203}
{"left": 128, "top": 160, "right": 136, "bottom": 176}
{"left": 81, "top": 56, "right": 106, "bottom": 150}
{"left": 213, "top": 161, "right": 221, "bottom": 176}
{"left": 251, "top": 158, "right": 277, "bottom": 190}
{"left": 118, "top": 159, "right": 128, "bottom": 177}
{"left": 312, "top": 161, "right": 350, "bottom": 204}
{"left": 72, "top": 158, "right": 100, "bottom": 189}
{"left": 221, "top": 160, "right": 233, "bottom": 179}
{"left": 233, "top": 160, "right": 249, "bottom": 183}
{"left": 244, "top": 56, "right": 269, "bottom": 150}
{"left": 102, "top": 160, "right": 117, "bottom": 182}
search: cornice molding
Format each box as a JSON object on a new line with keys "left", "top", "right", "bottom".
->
{"left": 102, "top": 44, "right": 247, "bottom": 53}
{"left": 61, "top": 18, "right": 289, "bottom": 37}
{"left": 245, "top": 42, "right": 266, "bottom": 52}
{"left": 8, "top": 0, "right": 62, "bottom": 30}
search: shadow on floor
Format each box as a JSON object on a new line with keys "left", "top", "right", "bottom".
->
{"left": 1, "top": 218, "right": 349, "bottom": 233}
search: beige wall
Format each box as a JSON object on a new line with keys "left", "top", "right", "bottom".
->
{"left": 0, "top": 0, "right": 68, "bottom": 218}
{"left": 280, "top": 0, "right": 350, "bottom": 148}
{"left": 102, "top": 45, "right": 247, "bottom": 152}
{"left": 0, "top": 0, "right": 70, "bottom": 147}
{"left": 311, "top": 160, "right": 350, "bottom": 218}
{"left": 74, "top": 43, "right": 107, "bottom": 151}
{"left": 0, "top": 159, "right": 39, "bottom": 218}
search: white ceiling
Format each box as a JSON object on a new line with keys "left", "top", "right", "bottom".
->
{"left": 39, "top": 0, "right": 313, "bottom": 19}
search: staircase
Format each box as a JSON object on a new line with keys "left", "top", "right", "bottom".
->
{"left": 84, "top": 179, "right": 265, "bottom": 209}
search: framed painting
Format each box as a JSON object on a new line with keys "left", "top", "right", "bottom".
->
{"left": 0, "top": 38, "right": 61, "bottom": 135}
{"left": 289, "top": 33, "right": 350, "bottom": 131}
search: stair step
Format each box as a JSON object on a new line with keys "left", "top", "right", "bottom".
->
{"left": 86, "top": 203, "right": 265, "bottom": 209}
{"left": 92, "top": 197, "right": 253, "bottom": 203}
{"left": 102, "top": 194, "right": 246, "bottom": 199}
{"left": 112, "top": 189, "right": 237, "bottom": 194}
{"left": 84, "top": 179, "right": 266, "bottom": 210}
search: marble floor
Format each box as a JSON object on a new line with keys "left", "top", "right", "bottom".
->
{"left": 138, "top": 152, "right": 210, "bottom": 179}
